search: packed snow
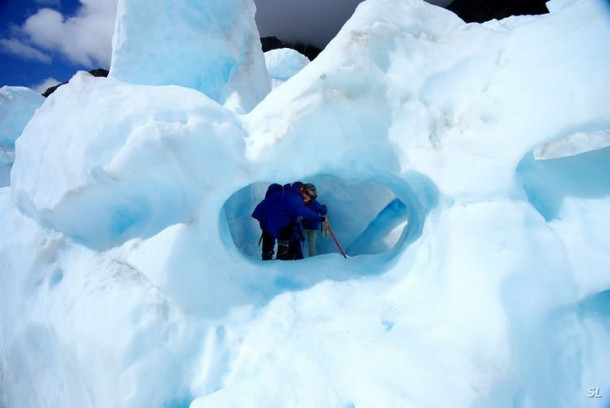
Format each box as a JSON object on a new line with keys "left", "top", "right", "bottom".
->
{"left": 1, "top": 0, "right": 610, "bottom": 407}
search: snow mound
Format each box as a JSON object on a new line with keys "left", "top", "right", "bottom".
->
{"left": 264, "top": 48, "right": 310, "bottom": 89}
{"left": 11, "top": 72, "right": 247, "bottom": 250}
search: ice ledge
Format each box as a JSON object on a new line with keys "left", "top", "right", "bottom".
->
{"left": 534, "top": 130, "right": 610, "bottom": 160}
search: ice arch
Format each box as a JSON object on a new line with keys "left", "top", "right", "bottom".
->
{"left": 516, "top": 146, "right": 610, "bottom": 221}
{"left": 222, "top": 172, "right": 437, "bottom": 261}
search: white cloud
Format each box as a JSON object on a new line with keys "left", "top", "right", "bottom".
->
{"left": 31, "top": 77, "right": 61, "bottom": 93}
{"left": 0, "top": 37, "right": 52, "bottom": 63}
{"left": 20, "top": 0, "right": 118, "bottom": 67}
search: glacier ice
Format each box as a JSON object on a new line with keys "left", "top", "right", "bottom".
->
{"left": 2, "top": 0, "right": 610, "bottom": 407}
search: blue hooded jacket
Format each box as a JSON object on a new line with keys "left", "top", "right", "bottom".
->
{"left": 252, "top": 182, "right": 324, "bottom": 239}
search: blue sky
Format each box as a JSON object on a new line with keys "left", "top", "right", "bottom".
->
{"left": 0, "top": 0, "right": 117, "bottom": 92}
{"left": 0, "top": 0, "right": 454, "bottom": 93}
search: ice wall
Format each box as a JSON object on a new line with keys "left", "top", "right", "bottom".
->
{"left": 0, "top": 86, "right": 44, "bottom": 186}
{"left": 109, "top": 0, "right": 271, "bottom": 113}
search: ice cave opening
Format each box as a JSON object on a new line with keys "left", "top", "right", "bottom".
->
{"left": 222, "top": 172, "right": 437, "bottom": 261}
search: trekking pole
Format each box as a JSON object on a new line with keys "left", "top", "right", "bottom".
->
{"left": 325, "top": 219, "right": 347, "bottom": 259}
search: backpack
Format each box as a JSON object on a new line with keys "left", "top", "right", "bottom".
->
{"left": 265, "top": 183, "right": 283, "bottom": 198}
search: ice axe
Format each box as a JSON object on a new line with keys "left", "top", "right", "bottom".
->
{"left": 323, "top": 218, "right": 347, "bottom": 259}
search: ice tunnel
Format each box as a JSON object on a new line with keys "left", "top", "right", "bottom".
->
{"left": 221, "top": 172, "right": 438, "bottom": 261}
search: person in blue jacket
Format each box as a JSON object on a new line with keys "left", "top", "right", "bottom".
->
{"left": 252, "top": 181, "right": 325, "bottom": 260}
{"left": 258, "top": 183, "right": 283, "bottom": 260}
{"left": 300, "top": 183, "right": 327, "bottom": 257}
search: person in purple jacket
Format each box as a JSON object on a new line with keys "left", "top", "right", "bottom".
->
{"left": 300, "top": 183, "right": 327, "bottom": 257}
{"left": 252, "top": 182, "right": 326, "bottom": 260}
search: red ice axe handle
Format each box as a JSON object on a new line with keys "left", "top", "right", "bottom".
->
{"left": 325, "top": 219, "right": 347, "bottom": 259}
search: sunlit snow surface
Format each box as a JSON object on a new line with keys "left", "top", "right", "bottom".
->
{"left": 2, "top": 0, "right": 610, "bottom": 407}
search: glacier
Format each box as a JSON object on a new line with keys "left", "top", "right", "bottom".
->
{"left": 1, "top": 0, "right": 610, "bottom": 407}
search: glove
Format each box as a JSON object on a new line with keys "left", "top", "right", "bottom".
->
{"left": 320, "top": 216, "right": 327, "bottom": 223}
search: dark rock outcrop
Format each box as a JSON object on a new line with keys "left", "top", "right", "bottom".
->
{"left": 447, "top": 0, "right": 549, "bottom": 23}
{"left": 261, "top": 36, "right": 321, "bottom": 61}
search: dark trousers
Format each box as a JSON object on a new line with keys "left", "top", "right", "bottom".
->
{"left": 261, "top": 231, "right": 275, "bottom": 260}
{"left": 276, "top": 223, "right": 304, "bottom": 260}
